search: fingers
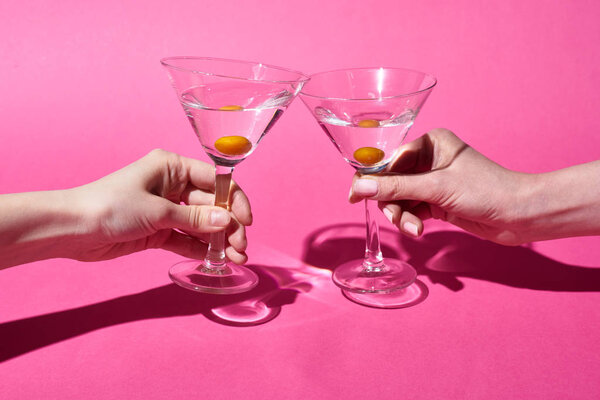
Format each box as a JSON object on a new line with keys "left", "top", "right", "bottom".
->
{"left": 378, "top": 201, "right": 425, "bottom": 237}
{"left": 152, "top": 176, "right": 249, "bottom": 262}
{"left": 181, "top": 184, "right": 253, "bottom": 226}
{"left": 160, "top": 230, "right": 209, "bottom": 259}
{"left": 348, "top": 128, "right": 465, "bottom": 203}
{"left": 166, "top": 150, "right": 217, "bottom": 191}
{"left": 177, "top": 154, "right": 252, "bottom": 221}
{"left": 349, "top": 172, "right": 439, "bottom": 204}
{"left": 229, "top": 185, "right": 253, "bottom": 226}
{"left": 158, "top": 230, "right": 248, "bottom": 264}
{"left": 156, "top": 200, "right": 232, "bottom": 233}
{"left": 144, "top": 150, "right": 253, "bottom": 226}
{"left": 180, "top": 186, "right": 215, "bottom": 206}
{"left": 347, "top": 132, "right": 439, "bottom": 204}
{"left": 225, "top": 246, "right": 248, "bottom": 265}
{"left": 180, "top": 215, "right": 248, "bottom": 254}
{"left": 140, "top": 150, "right": 216, "bottom": 198}
{"left": 225, "top": 216, "right": 248, "bottom": 253}
{"left": 387, "top": 134, "right": 435, "bottom": 173}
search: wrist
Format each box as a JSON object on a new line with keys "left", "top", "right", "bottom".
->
{"left": 509, "top": 172, "right": 551, "bottom": 243}
{"left": 0, "top": 190, "right": 87, "bottom": 267}
{"left": 487, "top": 170, "right": 540, "bottom": 245}
{"left": 514, "top": 162, "right": 600, "bottom": 242}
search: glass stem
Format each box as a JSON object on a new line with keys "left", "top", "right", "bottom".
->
{"left": 363, "top": 199, "right": 384, "bottom": 272}
{"left": 203, "top": 165, "right": 233, "bottom": 274}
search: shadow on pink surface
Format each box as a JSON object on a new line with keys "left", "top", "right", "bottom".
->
{"left": 0, "top": 264, "right": 312, "bottom": 362}
{"left": 303, "top": 223, "right": 600, "bottom": 292}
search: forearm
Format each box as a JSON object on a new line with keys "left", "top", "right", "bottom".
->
{"left": 0, "top": 190, "right": 85, "bottom": 268}
{"left": 520, "top": 160, "right": 600, "bottom": 242}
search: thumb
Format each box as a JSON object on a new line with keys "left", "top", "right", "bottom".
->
{"left": 157, "top": 201, "right": 232, "bottom": 233}
{"left": 349, "top": 172, "right": 440, "bottom": 203}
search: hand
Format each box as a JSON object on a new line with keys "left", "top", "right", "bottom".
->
{"left": 349, "top": 128, "right": 534, "bottom": 245}
{"left": 69, "top": 149, "right": 251, "bottom": 263}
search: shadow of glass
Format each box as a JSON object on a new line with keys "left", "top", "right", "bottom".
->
{"left": 303, "top": 223, "right": 600, "bottom": 293}
{"left": 0, "top": 263, "right": 315, "bottom": 362}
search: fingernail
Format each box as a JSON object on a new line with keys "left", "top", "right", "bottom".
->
{"left": 403, "top": 221, "right": 419, "bottom": 237}
{"left": 383, "top": 207, "right": 394, "bottom": 224}
{"left": 210, "top": 209, "right": 230, "bottom": 227}
{"left": 353, "top": 178, "right": 378, "bottom": 196}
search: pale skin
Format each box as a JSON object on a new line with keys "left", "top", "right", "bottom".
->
{"left": 0, "top": 149, "right": 251, "bottom": 269}
{"left": 350, "top": 128, "right": 600, "bottom": 245}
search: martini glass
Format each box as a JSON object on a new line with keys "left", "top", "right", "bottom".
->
{"left": 300, "top": 67, "right": 436, "bottom": 308}
{"left": 162, "top": 57, "right": 308, "bottom": 294}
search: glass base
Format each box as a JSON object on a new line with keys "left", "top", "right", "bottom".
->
{"left": 332, "top": 258, "right": 417, "bottom": 293}
{"left": 342, "top": 280, "right": 429, "bottom": 309}
{"left": 169, "top": 259, "right": 259, "bottom": 295}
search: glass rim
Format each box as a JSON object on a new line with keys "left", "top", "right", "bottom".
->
{"left": 160, "top": 56, "right": 310, "bottom": 84}
{"left": 300, "top": 66, "right": 437, "bottom": 101}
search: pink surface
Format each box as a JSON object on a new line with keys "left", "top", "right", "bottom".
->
{"left": 1, "top": 0, "right": 600, "bottom": 399}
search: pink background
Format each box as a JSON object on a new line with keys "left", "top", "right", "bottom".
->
{"left": 1, "top": 1, "right": 600, "bottom": 399}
